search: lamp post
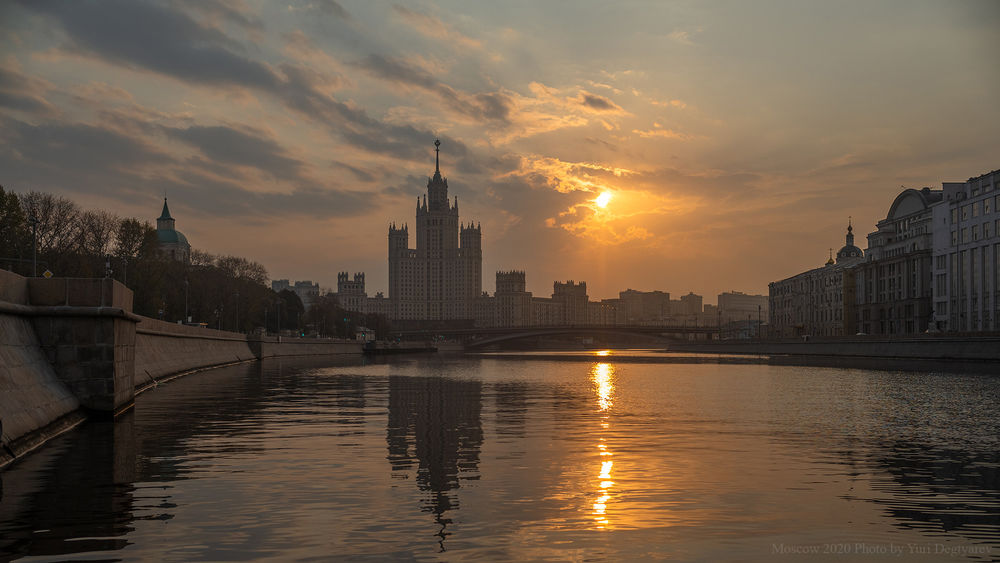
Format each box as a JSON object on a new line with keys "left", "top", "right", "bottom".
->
{"left": 29, "top": 214, "right": 38, "bottom": 277}
{"left": 184, "top": 279, "right": 189, "bottom": 323}
{"left": 234, "top": 291, "right": 240, "bottom": 333}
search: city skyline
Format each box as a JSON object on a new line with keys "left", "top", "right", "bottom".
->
{"left": 2, "top": 1, "right": 998, "bottom": 299}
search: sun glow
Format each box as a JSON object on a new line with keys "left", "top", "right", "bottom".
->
{"left": 595, "top": 191, "right": 612, "bottom": 208}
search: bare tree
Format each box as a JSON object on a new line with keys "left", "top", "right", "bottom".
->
{"left": 18, "top": 192, "right": 81, "bottom": 255}
{"left": 77, "top": 209, "right": 120, "bottom": 256}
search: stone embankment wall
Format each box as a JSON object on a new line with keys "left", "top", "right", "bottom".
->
{"left": 667, "top": 336, "right": 1000, "bottom": 361}
{"left": 0, "top": 271, "right": 83, "bottom": 459}
{"left": 250, "top": 335, "right": 361, "bottom": 359}
{"left": 134, "top": 317, "right": 256, "bottom": 388}
{"left": 0, "top": 271, "right": 362, "bottom": 468}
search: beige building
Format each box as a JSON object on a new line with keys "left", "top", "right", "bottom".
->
{"left": 852, "top": 188, "right": 940, "bottom": 335}
{"left": 931, "top": 169, "right": 999, "bottom": 331}
{"left": 769, "top": 223, "right": 864, "bottom": 337}
{"left": 388, "top": 140, "right": 481, "bottom": 321}
{"left": 718, "top": 291, "right": 768, "bottom": 325}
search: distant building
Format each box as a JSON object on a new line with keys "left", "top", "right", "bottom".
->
{"left": 931, "top": 169, "right": 999, "bottom": 331}
{"left": 388, "top": 140, "right": 482, "bottom": 321}
{"left": 718, "top": 291, "right": 768, "bottom": 325}
{"left": 155, "top": 198, "right": 190, "bottom": 262}
{"left": 617, "top": 289, "right": 671, "bottom": 323}
{"left": 553, "top": 281, "right": 588, "bottom": 324}
{"left": 272, "top": 279, "right": 319, "bottom": 310}
{"left": 769, "top": 223, "right": 863, "bottom": 337}
{"left": 335, "top": 272, "right": 366, "bottom": 313}
{"left": 852, "top": 189, "right": 940, "bottom": 335}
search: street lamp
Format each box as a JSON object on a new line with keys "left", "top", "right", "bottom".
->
{"left": 234, "top": 291, "right": 240, "bottom": 333}
{"left": 28, "top": 214, "right": 38, "bottom": 277}
{"left": 184, "top": 279, "right": 189, "bottom": 323}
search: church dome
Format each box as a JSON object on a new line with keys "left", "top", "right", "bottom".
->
{"left": 835, "top": 221, "right": 864, "bottom": 263}
{"left": 156, "top": 228, "right": 189, "bottom": 245}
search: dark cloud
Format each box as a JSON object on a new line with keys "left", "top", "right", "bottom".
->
{"left": 17, "top": 1, "right": 465, "bottom": 164}
{"left": 314, "top": 0, "right": 350, "bottom": 19}
{"left": 580, "top": 92, "right": 623, "bottom": 112}
{"left": 0, "top": 62, "right": 56, "bottom": 116}
{"left": 18, "top": 0, "right": 282, "bottom": 90}
{"left": 353, "top": 54, "right": 511, "bottom": 122}
{"left": 163, "top": 170, "right": 374, "bottom": 219}
{"left": 330, "top": 160, "right": 376, "bottom": 183}
{"left": 164, "top": 124, "right": 305, "bottom": 182}
{"left": 0, "top": 115, "right": 375, "bottom": 220}
{"left": 177, "top": 0, "right": 265, "bottom": 33}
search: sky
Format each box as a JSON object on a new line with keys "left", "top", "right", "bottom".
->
{"left": 2, "top": 1, "right": 998, "bottom": 302}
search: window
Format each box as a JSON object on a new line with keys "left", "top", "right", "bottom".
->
{"left": 987, "top": 198, "right": 992, "bottom": 215}
{"left": 973, "top": 225, "right": 980, "bottom": 241}
{"left": 952, "top": 209, "right": 959, "bottom": 224}
{"left": 973, "top": 202, "right": 980, "bottom": 217}
{"left": 962, "top": 228, "right": 968, "bottom": 243}
{"left": 962, "top": 205, "right": 970, "bottom": 220}
{"left": 952, "top": 231, "right": 958, "bottom": 245}
{"left": 936, "top": 254, "right": 947, "bottom": 269}
{"left": 986, "top": 222, "right": 992, "bottom": 239}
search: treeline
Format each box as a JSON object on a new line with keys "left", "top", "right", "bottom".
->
{"left": 0, "top": 186, "right": 391, "bottom": 337}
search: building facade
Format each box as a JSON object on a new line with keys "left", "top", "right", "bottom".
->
{"left": 718, "top": 291, "right": 768, "bottom": 325}
{"left": 769, "top": 223, "right": 863, "bottom": 337}
{"left": 931, "top": 169, "right": 999, "bottom": 331}
{"left": 852, "top": 188, "right": 940, "bottom": 335}
{"left": 388, "top": 140, "right": 482, "bottom": 321}
{"left": 155, "top": 198, "right": 190, "bottom": 262}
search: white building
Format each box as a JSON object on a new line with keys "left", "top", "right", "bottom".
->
{"left": 931, "top": 169, "right": 999, "bottom": 331}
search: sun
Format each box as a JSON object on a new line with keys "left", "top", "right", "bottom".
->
{"left": 595, "top": 192, "right": 612, "bottom": 208}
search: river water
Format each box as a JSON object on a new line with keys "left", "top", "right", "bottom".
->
{"left": 1, "top": 351, "right": 998, "bottom": 561}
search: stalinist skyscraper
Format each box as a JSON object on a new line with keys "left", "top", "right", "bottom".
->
{"left": 388, "top": 140, "right": 482, "bottom": 321}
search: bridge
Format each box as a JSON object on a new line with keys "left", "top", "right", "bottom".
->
{"left": 393, "top": 324, "right": 719, "bottom": 348}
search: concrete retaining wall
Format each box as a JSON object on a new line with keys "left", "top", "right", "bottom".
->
{"left": 0, "top": 271, "right": 362, "bottom": 468}
{"left": 134, "top": 317, "right": 256, "bottom": 386}
{"left": 668, "top": 336, "right": 1000, "bottom": 361}
{"left": 250, "top": 335, "right": 361, "bottom": 359}
{"left": 0, "top": 271, "right": 83, "bottom": 463}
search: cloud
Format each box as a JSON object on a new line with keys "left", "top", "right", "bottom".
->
{"left": 668, "top": 29, "right": 696, "bottom": 46}
{"left": 392, "top": 5, "right": 482, "bottom": 50}
{"left": 163, "top": 124, "right": 307, "bottom": 182}
{"left": 632, "top": 127, "right": 692, "bottom": 140}
{"left": 578, "top": 91, "right": 625, "bottom": 113}
{"left": 0, "top": 113, "right": 376, "bottom": 220}
{"left": 352, "top": 53, "right": 512, "bottom": 122}
{"left": 0, "top": 57, "right": 57, "bottom": 116}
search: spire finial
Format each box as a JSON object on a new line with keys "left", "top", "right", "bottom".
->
{"left": 434, "top": 139, "right": 441, "bottom": 173}
{"left": 848, "top": 215, "right": 852, "bottom": 232}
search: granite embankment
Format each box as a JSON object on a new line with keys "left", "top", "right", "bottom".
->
{"left": 1, "top": 271, "right": 361, "bottom": 467}
{"left": 667, "top": 336, "right": 1000, "bottom": 361}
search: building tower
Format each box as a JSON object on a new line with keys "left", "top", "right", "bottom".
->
{"left": 155, "top": 198, "right": 191, "bottom": 262}
{"left": 388, "top": 140, "right": 482, "bottom": 321}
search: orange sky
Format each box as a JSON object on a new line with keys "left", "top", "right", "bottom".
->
{"left": 2, "top": 1, "right": 998, "bottom": 302}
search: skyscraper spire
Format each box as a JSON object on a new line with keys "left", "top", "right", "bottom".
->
{"left": 434, "top": 139, "right": 441, "bottom": 174}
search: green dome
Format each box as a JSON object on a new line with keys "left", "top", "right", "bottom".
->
{"left": 157, "top": 228, "right": 189, "bottom": 245}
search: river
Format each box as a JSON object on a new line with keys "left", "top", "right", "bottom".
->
{"left": 1, "top": 351, "right": 998, "bottom": 561}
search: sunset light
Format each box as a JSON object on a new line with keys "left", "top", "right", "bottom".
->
{"left": 1, "top": 2, "right": 997, "bottom": 559}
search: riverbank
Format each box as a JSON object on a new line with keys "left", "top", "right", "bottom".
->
{"left": 666, "top": 335, "right": 1000, "bottom": 361}
{"left": 0, "top": 271, "right": 363, "bottom": 469}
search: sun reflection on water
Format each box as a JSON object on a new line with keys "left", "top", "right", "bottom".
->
{"left": 590, "top": 361, "right": 616, "bottom": 529}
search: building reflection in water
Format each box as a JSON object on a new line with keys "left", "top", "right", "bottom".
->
{"left": 386, "top": 375, "right": 483, "bottom": 551}
{"left": 591, "top": 355, "right": 616, "bottom": 529}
